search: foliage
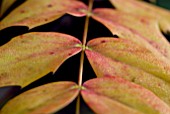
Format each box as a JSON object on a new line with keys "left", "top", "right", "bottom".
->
{"left": 0, "top": 0, "right": 170, "bottom": 114}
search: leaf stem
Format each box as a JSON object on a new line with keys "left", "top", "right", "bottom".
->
{"left": 82, "top": 0, "right": 93, "bottom": 46}
{"left": 76, "top": 95, "right": 81, "bottom": 114}
{"left": 78, "top": 0, "right": 93, "bottom": 87}
{"left": 76, "top": 0, "right": 93, "bottom": 114}
{"left": 78, "top": 51, "right": 85, "bottom": 87}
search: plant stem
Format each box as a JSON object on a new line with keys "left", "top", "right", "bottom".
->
{"left": 76, "top": 95, "right": 81, "bottom": 114}
{"left": 82, "top": 0, "right": 93, "bottom": 46}
{"left": 76, "top": 0, "right": 93, "bottom": 114}
{"left": 78, "top": 51, "right": 85, "bottom": 87}
{"left": 78, "top": 0, "right": 93, "bottom": 87}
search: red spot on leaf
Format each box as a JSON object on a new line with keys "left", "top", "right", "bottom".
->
{"left": 140, "top": 18, "right": 149, "bottom": 25}
{"left": 47, "top": 4, "right": 52, "bottom": 8}
{"left": 157, "top": 83, "right": 161, "bottom": 87}
{"left": 68, "top": 53, "right": 72, "bottom": 56}
{"left": 19, "top": 35, "right": 24, "bottom": 39}
{"left": 101, "top": 40, "right": 106, "bottom": 43}
{"left": 49, "top": 52, "right": 54, "bottom": 55}
{"left": 20, "top": 10, "right": 25, "bottom": 13}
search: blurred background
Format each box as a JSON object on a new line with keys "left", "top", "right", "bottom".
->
{"left": 153, "top": 0, "right": 170, "bottom": 9}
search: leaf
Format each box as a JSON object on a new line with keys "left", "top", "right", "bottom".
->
{"left": 92, "top": 8, "right": 170, "bottom": 60}
{"left": 86, "top": 38, "right": 170, "bottom": 82}
{"left": 85, "top": 38, "right": 170, "bottom": 105}
{"left": 0, "top": 81, "right": 79, "bottom": 114}
{"left": 0, "top": 0, "right": 16, "bottom": 17}
{"left": 109, "top": 0, "right": 170, "bottom": 34}
{"left": 0, "top": 0, "right": 87, "bottom": 30}
{"left": 0, "top": 32, "right": 82, "bottom": 87}
{"left": 81, "top": 76, "right": 170, "bottom": 114}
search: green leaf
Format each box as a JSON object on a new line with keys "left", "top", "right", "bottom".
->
{"left": 81, "top": 76, "right": 170, "bottom": 114}
{"left": 109, "top": 0, "right": 170, "bottom": 34}
{"left": 0, "top": 81, "right": 79, "bottom": 114}
{"left": 92, "top": 8, "right": 170, "bottom": 60}
{"left": 0, "top": 0, "right": 87, "bottom": 30}
{"left": 85, "top": 38, "right": 170, "bottom": 105}
{"left": 0, "top": 0, "right": 16, "bottom": 17}
{"left": 0, "top": 32, "right": 82, "bottom": 87}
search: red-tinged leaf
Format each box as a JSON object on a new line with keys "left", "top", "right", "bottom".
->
{"left": 0, "top": 81, "right": 79, "bottom": 114}
{"left": 85, "top": 38, "right": 170, "bottom": 105}
{"left": 109, "top": 0, "right": 170, "bottom": 33}
{"left": 92, "top": 8, "right": 170, "bottom": 59}
{"left": 0, "top": 0, "right": 87, "bottom": 30}
{"left": 0, "top": 0, "right": 16, "bottom": 17}
{"left": 81, "top": 76, "right": 170, "bottom": 114}
{"left": 0, "top": 32, "right": 82, "bottom": 87}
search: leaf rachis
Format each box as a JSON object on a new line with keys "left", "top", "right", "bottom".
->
{"left": 76, "top": 0, "right": 93, "bottom": 114}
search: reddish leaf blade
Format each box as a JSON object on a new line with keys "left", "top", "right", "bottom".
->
{"left": 92, "top": 8, "right": 170, "bottom": 60}
{"left": 86, "top": 38, "right": 170, "bottom": 82}
{"left": 82, "top": 76, "right": 170, "bottom": 114}
{"left": 0, "top": 81, "right": 79, "bottom": 114}
{"left": 82, "top": 90, "right": 142, "bottom": 114}
{"left": 0, "top": 0, "right": 16, "bottom": 17}
{"left": 110, "top": 0, "right": 170, "bottom": 34}
{"left": 86, "top": 38, "right": 170, "bottom": 105}
{"left": 0, "top": 32, "right": 82, "bottom": 87}
{"left": 0, "top": 0, "right": 87, "bottom": 30}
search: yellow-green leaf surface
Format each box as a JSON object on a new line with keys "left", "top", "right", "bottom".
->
{"left": 0, "top": 32, "right": 82, "bottom": 87}
{"left": 0, "top": 81, "right": 79, "bottom": 114}
{"left": 85, "top": 38, "right": 170, "bottom": 105}
{"left": 81, "top": 76, "right": 170, "bottom": 114}
{"left": 92, "top": 8, "right": 170, "bottom": 60}
{"left": 0, "top": 0, "right": 16, "bottom": 17}
{"left": 110, "top": 0, "right": 170, "bottom": 33}
{"left": 0, "top": 0, "right": 87, "bottom": 30}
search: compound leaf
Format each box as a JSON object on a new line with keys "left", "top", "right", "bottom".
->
{"left": 1, "top": 0, "right": 170, "bottom": 114}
